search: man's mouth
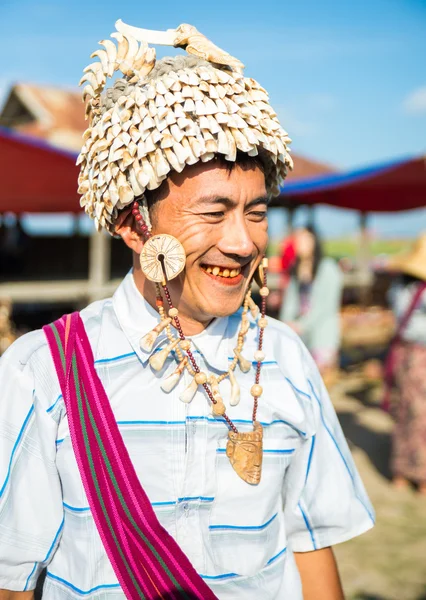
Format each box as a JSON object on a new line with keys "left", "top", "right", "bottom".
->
{"left": 201, "top": 264, "right": 245, "bottom": 286}
{"left": 201, "top": 264, "right": 242, "bottom": 278}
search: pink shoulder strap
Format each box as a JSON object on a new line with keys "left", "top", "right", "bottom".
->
{"left": 43, "top": 312, "right": 217, "bottom": 600}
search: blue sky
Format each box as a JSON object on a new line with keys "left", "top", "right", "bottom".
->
{"left": 1, "top": 0, "right": 426, "bottom": 238}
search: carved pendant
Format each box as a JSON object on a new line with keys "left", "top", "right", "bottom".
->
{"left": 226, "top": 421, "right": 263, "bottom": 485}
{"left": 140, "top": 234, "right": 186, "bottom": 282}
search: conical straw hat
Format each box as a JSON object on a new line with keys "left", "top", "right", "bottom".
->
{"left": 387, "top": 233, "right": 426, "bottom": 281}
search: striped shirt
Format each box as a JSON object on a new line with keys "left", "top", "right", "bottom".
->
{"left": 0, "top": 271, "right": 374, "bottom": 598}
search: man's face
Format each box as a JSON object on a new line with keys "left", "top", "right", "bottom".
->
{"left": 149, "top": 160, "right": 268, "bottom": 324}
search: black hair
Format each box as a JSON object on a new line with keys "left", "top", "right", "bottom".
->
{"left": 290, "top": 225, "right": 323, "bottom": 282}
{"left": 401, "top": 273, "right": 423, "bottom": 286}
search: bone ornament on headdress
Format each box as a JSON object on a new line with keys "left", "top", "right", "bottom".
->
{"left": 77, "top": 19, "right": 292, "bottom": 233}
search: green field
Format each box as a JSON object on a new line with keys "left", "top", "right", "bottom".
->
{"left": 268, "top": 238, "right": 411, "bottom": 260}
{"left": 323, "top": 238, "right": 410, "bottom": 260}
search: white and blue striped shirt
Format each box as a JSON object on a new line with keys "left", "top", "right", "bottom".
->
{"left": 0, "top": 272, "right": 374, "bottom": 599}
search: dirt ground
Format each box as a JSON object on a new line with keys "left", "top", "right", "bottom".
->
{"left": 331, "top": 374, "right": 426, "bottom": 600}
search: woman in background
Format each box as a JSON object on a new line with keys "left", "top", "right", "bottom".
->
{"left": 386, "top": 233, "right": 426, "bottom": 493}
{"left": 279, "top": 226, "right": 342, "bottom": 379}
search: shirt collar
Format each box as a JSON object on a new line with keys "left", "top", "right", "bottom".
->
{"left": 113, "top": 271, "right": 229, "bottom": 371}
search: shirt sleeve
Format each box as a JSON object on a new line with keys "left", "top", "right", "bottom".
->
{"left": 0, "top": 334, "right": 64, "bottom": 590}
{"left": 283, "top": 346, "right": 375, "bottom": 552}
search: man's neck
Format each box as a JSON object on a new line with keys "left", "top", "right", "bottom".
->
{"left": 132, "top": 264, "right": 213, "bottom": 336}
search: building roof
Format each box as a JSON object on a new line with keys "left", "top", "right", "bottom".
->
{"left": 0, "top": 83, "right": 336, "bottom": 177}
{"left": 0, "top": 83, "right": 86, "bottom": 151}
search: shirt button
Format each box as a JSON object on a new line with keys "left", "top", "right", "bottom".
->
{"left": 182, "top": 502, "right": 189, "bottom": 513}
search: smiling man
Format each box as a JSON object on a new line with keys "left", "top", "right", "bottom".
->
{"left": 0, "top": 20, "right": 373, "bottom": 600}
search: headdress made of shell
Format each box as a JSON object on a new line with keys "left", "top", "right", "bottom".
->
{"left": 77, "top": 20, "right": 293, "bottom": 232}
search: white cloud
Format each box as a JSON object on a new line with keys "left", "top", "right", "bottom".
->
{"left": 403, "top": 86, "right": 426, "bottom": 115}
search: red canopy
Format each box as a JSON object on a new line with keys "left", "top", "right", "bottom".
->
{"left": 276, "top": 155, "right": 426, "bottom": 212}
{"left": 0, "top": 127, "right": 80, "bottom": 213}
{"left": 1, "top": 127, "right": 425, "bottom": 214}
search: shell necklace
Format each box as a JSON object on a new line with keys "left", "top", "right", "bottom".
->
{"left": 133, "top": 200, "right": 269, "bottom": 485}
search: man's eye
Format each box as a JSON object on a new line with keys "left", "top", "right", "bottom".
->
{"left": 249, "top": 211, "right": 267, "bottom": 220}
{"left": 204, "top": 212, "right": 225, "bottom": 218}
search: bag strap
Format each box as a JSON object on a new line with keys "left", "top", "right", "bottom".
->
{"left": 382, "top": 282, "right": 426, "bottom": 411}
{"left": 43, "top": 312, "right": 217, "bottom": 600}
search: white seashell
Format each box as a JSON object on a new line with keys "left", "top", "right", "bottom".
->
{"left": 188, "top": 71, "right": 200, "bottom": 86}
{"left": 160, "top": 134, "right": 174, "bottom": 149}
{"left": 229, "top": 369, "right": 240, "bottom": 406}
{"left": 128, "top": 167, "right": 144, "bottom": 196}
{"left": 208, "top": 85, "right": 219, "bottom": 99}
{"left": 204, "top": 97, "right": 218, "bottom": 115}
{"left": 195, "top": 101, "right": 206, "bottom": 116}
{"left": 164, "top": 92, "right": 176, "bottom": 107}
{"left": 178, "top": 70, "right": 190, "bottom": 84}
{"left": 148, "top": 100, "right": 157, "bottom": 118}
{"left": 215, "top": 98, "right": 228, "bottom": 113}
{"left": 223, "top": 127, "right": 236, "bottom": 161}
{"left": 156, "top": 80, "right": 168, "bottom": 95}
{"left": 216, "top": 84, "right": 227, "bottom": 99}
{"left": 140, "top": 318, "right": 172, "bottom": 352}
{"left": 161, "top": 357, "right": 188, "bottom": 393}
{"left": 183, "top": 99, "right": 196, "bottom": 112}
{"left": 154, "top": 149, "right": 170, "bottom": 178}
{"left": 165, "top": 110, "right": 177, "bottom": 126}
{"left": 173, "top": 91, "right": 184, "bottom": 104}
{"left": 234, "top": 349, "right": 252, "bottom": 373}
{"left": 155, "top": 94, "right": 166, "bottom": 108}
{"left": 193, "top": 88, "right": 205, "bottom": 102}
{"left": 240, "top": 318, "right": 250, "bottom": 336}
{"left": 164, "top": 148, "right": 185, "bottom": 173}
{"left": 173, "top": 141, "right": 189, "bottom": 164}
{"left": 182, "top": 85, "right": 193, "bottom": 98}
{"left": 179, "top": 377, "right": 198, "bottom": 403}
{"left": 200, "top": 151, "right": 215, "bottom": 162}
{"left": 173, "top": 104, "right": 185, "bottom": 119}
{"left": 181, "top": 138, "right": 197, "bottom": 165}
{"left": 217, "top": 129, "right": 229, "bottom": 155}
{"left": 149, "top": 338, "right": 180, "bottom": 371}
{"left": 89, "top": 50, "right": 109, "bottom": 78}
{"left": 99, "top": 40, "right": 117, "bottom": 76}
{"left": 231, "top": 128, "right": 252, "bottom": 153}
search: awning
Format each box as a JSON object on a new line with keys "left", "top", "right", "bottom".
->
{"left": 0, "top": 126, "right": 80, "bottom": 213}
{"left": 274, "top": 155, "right": 426, "bottom": 212}
{"left": 1, "top": 126, "right": 425, "bottom": 215}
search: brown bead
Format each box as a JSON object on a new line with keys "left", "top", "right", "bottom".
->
{"left": 195, "top": 372, "right": 207, "bottom": 385}
{"left": 212, "top": 399, "right": 226, "bottom": 416}
{"left": 250, "top": 384, "right": 263, "bottom": 397}
{"left": 180, "top": 339, "right": 191, "bottom": 351}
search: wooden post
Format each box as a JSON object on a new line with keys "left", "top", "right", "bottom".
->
{"left": 358, "top": 211, "right": 372, "bottom": 305}
{"left": 287, "top": 205, "right": 296, "bottom": 234}
{"left": 88, "top": 229, "right": 111, "bottom": 303}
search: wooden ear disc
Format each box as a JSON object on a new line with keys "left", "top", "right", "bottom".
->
{"left": 140, "top": 234, "right": 186, "bottom": 282}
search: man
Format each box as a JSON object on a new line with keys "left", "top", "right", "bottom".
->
{"left": 0, "top": 20, "right": 374, "bottom": 600}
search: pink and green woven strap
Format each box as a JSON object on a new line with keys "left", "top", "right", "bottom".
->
{"left": 43, "top": 312, "right": 217, "bottom": 600}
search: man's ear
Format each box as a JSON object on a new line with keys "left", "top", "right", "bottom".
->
{"left": 114, "top": 208, "right": 144, "bottom": 253}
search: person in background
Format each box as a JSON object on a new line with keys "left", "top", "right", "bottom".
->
{"left": 385, "top": 233, "right": 426, "bottom": 494}
{"left": 279, "top": 226, "right": 342, "bottom": 380}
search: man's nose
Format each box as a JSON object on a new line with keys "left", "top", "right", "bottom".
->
{"left": 216, "top": 218, "right": 255, "bottom": 258}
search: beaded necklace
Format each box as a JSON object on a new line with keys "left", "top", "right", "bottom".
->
{"left": 132, "top": 200, "right": 269, "bottom": 484}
